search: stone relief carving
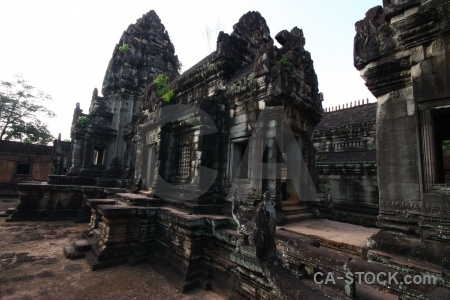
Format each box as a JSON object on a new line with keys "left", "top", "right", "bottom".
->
{"left": 354, "top": 6, "right": 386, "bottom": 69}
{"left": 380, "top": 200, "right": 450, "bottom": 215}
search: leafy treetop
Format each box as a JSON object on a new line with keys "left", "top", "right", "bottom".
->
{"left": 0, "top": 75, "right": 55, "bottom": 145}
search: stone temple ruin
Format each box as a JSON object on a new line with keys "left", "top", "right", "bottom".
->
{"left": 354, "top": 0, "right": 450, "bottom": 272}
{"left": 6, "top": 1, "right": 450, "bottom": 299}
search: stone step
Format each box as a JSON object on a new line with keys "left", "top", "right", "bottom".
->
{"left": 281, "top": 206, "right": 311, "bottom": 214}
{"left": 284, "top": 212, "right": 314, "bottom": 223}
{"left": 85, "top": 251, "right": 128, "bottom": 271}
{"left": 152, "top": 185, "right": 207, "bottom": 203}
{"left": 278, "top": 220, "right": 378, "bottom": 258}
{"left": 135, "top": 190, "right": 154, "bottom": 197}
{"left": 102, "top": 187, "right": 129, "bottom": 194}
{"left": 281, "top": 200, "right": 300, "bottom": 207}
{"left": 63, "top": 245, "right": 86, "bottom": 260}
{"left": 431, "top": 287, "right": 450, "bottom": 300}
{"left": 85, "top": 199, "right": 118, "bottom": 209}
{"left": 163, "top": 199, "right": 222, "bottom": 215}
{"left": 281, "top": 229, "right": 444, "bottom": 298}
{"left": 81, "top": 230, "right": 103, "bottom": 246}
{"left": 115, "top": 193, "right": 164, "bottom": 207}
{"left": 367, "top": 249, "right": 444, "bottom": 276}
{"left": 97, "top": 221, "right": 106, "bottom": 230}
{"left": 0, "top": 207, "right": 17, "bottom": 217}
{"left": 92, "top": 228, "right": 102, "bottom": 240}
{"left": 74, "top": 239, "right": 91, "bottom": 252}
{"left": 301, "top": 277, "right": 398, "bottom": 300}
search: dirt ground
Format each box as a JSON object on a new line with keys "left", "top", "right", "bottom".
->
{"left": 0, "top": 198, "right": 224, "bottom": 300}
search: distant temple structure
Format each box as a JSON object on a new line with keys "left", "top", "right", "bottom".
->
{"left": 313, "top": 101, "right": 378, "bottom": 225}
{"left": 60, "top": 11, "right": 180, "bottom": 185}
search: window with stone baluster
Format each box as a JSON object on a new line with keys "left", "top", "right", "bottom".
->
{"left": 419, "top": 100, "right": 450, "bottom": 190}
{"left": 176, "top": 144, "right": 191, "bottom": 177}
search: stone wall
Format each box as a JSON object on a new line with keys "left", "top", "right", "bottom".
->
{"left": 0, "top": 140, "right": 53, "bottom": 196}
{"left": 313, "top": 102, "right": 378, "bottom": 225}
{"left": 354, "top": 0, "right": 450, "bottom": 266}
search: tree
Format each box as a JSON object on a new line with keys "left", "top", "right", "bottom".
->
{"left": 0, "top": 75, "right": 55, "bottom": 145}
{"left": 203, "top": 18, "right": 225, "bottom": 53}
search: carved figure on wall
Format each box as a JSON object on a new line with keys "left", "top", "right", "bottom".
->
{"left": 354, "top": 6, "right": 386, "bottom": 69}
{"left": 231, "top": 188, "right": 254, "bottom": 245}
{"left": 253, "top": 191, "right": 277, "bottom": 261}
{"left": 231, "top": 189, "right": 278, "bottom": 260}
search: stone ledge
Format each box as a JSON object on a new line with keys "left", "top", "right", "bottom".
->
{"left": 86, "top": 199, "right": 117, "bottom": 208}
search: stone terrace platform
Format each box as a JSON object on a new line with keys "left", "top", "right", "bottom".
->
{"left": 279, "top": 219, "right": 379, "bottom": 256}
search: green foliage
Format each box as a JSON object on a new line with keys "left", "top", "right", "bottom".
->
{"left": 442, "top": 140, "right": 450, "bottom": 151}
{"left": 281, "top": 55, "right": 289, "bottom": 67}
{"left": 317, "top": 156, "right": 327, "bottom": 162}
{"left": 163, "top": 90, "right": 175, "bottom": 102}
{"left": 273, "top": 55, "right": 291, "bottom": 72}
{"left": 0, "top": 74, "right": 55, "bottom": 145}
{"left": 281, "top": 55, "right": 290, "bottom": 72}
{"left": 154, "top": 73, "right": 175, "bottom": 103}
{"left": 119, "top": 43, "right": 131, "bottom": 53}
{"left": 77, "top": 116, "right": 90, "bottom": 127}
{"left": 154, "top": 73, "right": 169, "bottom": 89}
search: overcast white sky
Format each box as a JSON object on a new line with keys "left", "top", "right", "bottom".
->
{"left": 0, "top": 0, "right": 380, "bottom": 141}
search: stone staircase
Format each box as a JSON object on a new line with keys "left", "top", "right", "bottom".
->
{"left": 64, "top": 238, "right": 92, "bottom": 260}
{"left": 63, "top": 189, "right": 220, "bottom": 264}
{"left": 64, "top": 198, "right": 118, "bottom": 261}
{"left": 63, "top": 195, "right": 158, "bottom": 269}
{"left": 0, "top": 207, "right": 16, "bottom": 217}
{"left": 280, "top": 196, "right": 314, "bottom": 223}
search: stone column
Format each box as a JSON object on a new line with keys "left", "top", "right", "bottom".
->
{"left": 354, "top": 1, "right": 450, "bottom": 266}
{"left": 69, "top": 139, "right": 85, "bottom": 174}
{"left": 262, "top": 107, "right": 284, "bottom": 207}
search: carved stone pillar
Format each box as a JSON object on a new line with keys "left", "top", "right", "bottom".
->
{"left": 354, "top": 0, "right": 450, "bottom": 267}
